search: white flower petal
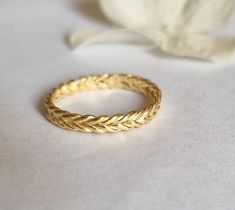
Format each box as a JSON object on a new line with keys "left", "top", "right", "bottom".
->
{"left": 181, "top": 0, "right": 235, "bottom": 33}
{"left": 98, "top": 0, "right": 235, "bottom": 32}
{"left": 99, "top": 0, "right": 186, "bottom": 29}
{"left": 70, "top": 0, "right": 235, "bottom": 61}
{"left": 159, "top": 34, "right": 235, "bottom": 62}
{"left": 69, "top": 28, "right": 151, "bottom": 48}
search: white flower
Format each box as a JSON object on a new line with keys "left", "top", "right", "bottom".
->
{"left": 70, "top": 0, "right": 235, "bottom": 62}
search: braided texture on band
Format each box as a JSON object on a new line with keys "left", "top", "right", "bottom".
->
{"left": 45, "top": 74, "right": 161, "bottom": 133}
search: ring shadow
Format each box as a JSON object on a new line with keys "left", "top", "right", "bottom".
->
{"left": 36, "top": 91, "right": 50, "bottom": 121}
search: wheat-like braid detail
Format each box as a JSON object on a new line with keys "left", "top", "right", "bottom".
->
{"left": 45, "top": 74, "right": 161, "bottom": 133}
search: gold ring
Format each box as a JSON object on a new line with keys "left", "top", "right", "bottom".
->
{"left": 45, "top": 73, "right": 162, "bottom": 133}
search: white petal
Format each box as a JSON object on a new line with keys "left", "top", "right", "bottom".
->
{"left": 181, "top": 0, "right": 235, "bottom": 33}
{"left": 98, "top": 0, "right": 235, "bottom": 32}
{"left": 70, "top": 27, "right": 235, "bottom": 62}
{"left": 159, "top": 34, "right": 235, "bottom": 62}
{"left": 71, "top": 0, "right": 235, "bottom": 61}
{"left": 136, "top": 28, "right": 235, "bottom": 61}
{"left": 132, "top": 28, "right": 235, "bottom": 61}
{"left": 99, "top": 0, "right": 186, "bottom": 29}
{"left": 69, "top": 28, "right": 152, "bottom": 48}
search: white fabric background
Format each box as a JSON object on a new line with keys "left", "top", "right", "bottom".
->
{"left": 0, "top": 1, "right": 235, "bottom": 210}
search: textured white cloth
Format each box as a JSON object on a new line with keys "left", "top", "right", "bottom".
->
{"left": 0, "top": 1, "right": 235, "bottom": 210}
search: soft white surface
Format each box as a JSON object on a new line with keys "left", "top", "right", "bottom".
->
{"left": 0, "top": 1, "right": 235, "bottom": 210}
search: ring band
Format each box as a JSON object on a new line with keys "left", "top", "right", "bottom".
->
{"left": 45, "top": 74, "right": 161, "bottom": 133}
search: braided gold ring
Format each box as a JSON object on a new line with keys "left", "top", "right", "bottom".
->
{"left": 45, "top": 74, "right": 161, "bottom": 133}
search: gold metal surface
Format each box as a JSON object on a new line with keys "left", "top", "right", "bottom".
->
{"left": 45, "top": 73, "right": 162, "bottom": 133}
